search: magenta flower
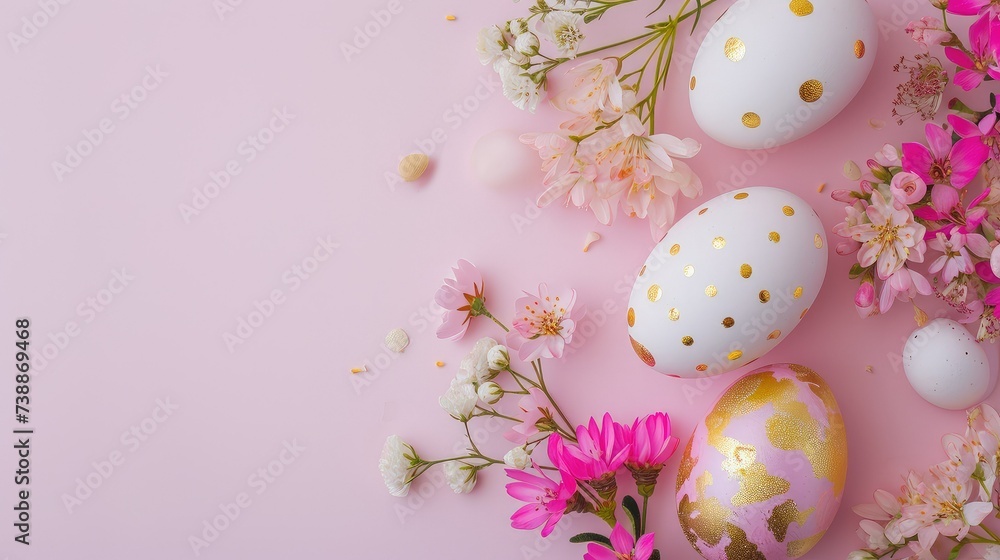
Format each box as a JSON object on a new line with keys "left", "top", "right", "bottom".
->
{"left": 584, "top": 523, "right": 655, "bottom": 560}
{"left": 623, "top": 413, "right": 678, "bottom": 471}
{"left": 914, "top": 186, "right": 992, "bottom": 238}
{"left": 434, "top": 259, "right": 487, "bottom": 341}
{"left": 505, "top": 462, "right": 578, "bottom": 537}
{"left": 551, "top": 414, "right": 630, "bottom": 498}
{"left": 505, "top": 387, "right": 552, "bottom": 444}
{"left": 902, "top": 122, "right": 989, "bottom": 187}
{"left": 945, "top": 14, "right": 1000, "bottom": 90}
{"left": 948, "top": 0, "right": 1000, "bottom": 17}
{"left": 507, "top": 283, "right": 581, "bottom": 361}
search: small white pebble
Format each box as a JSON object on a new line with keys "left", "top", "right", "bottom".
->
{"left": 385, "top": 328, "right": 410, "bottom": 353}
{"left": 868, "top": 118, "right": 885, "bottom": 130}
{"left": 843, "top": 160, "right": 862, "bottom": 181}
{"left": 582, "top": 231, "right": 601, "bottom": 252}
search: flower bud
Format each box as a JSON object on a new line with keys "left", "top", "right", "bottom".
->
{"left": 487, "top": 345, "right": 510, "bottom": 371}
{"left": 442, "top": 461, "right": 477, "bottom": 494}
{"left": 509, "top": 18, "right": 529, "bottom": 36}
{"left": 515, "top": 32, "right": 540, "bottom": 56}
{"left": 503, "top": 446, "right": 530, "bottom": 469}
{"left": 478, "top": 382, "right": 503, "bottom": 404}
{"left": 855, "top": 279, "right": 877, "bottom": 318}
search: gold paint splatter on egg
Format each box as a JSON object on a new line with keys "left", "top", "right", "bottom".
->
{"left": 788, "top": 0, "right": 814, "bottom": 16}
{"left": 669, "top": 308, "right": 680, "bottom": 321}
{"left": 794, "top": 286, "right": 804, "bottom": 299}
{"left": 639, "top": 265, "right": 647, "bottom": 276}
{"left": 769, "top": 231, "right": 781, "bottom": 243}
{"left": 768, "top": 330, "right": 781, "bottom": 340}
{"left": 740, "top": 264, "right": 752, "bottom": 279}
{"left": 789, "top": 531, "right": 828, "bottom": 557}
{"left": 648, "top": 284, "right": 662, "bottom": 302}
{"left": 630, "top": 336, "right": 656, "bottom": 367}
{"left": 627, "top": 307, "right": 636, "bottom": 327}
{"left": 759, "top": 290, "right": 771, "bottom": 303}
{"left": 799, "top": 79, "right": 823, "bottom": 103}
{"left": 698, "top": 208, "right": 709, "bottom": 215}
{"left": 684, "top": 265, "right": 695, "bottom": 277}
{"left": 768, "top": 500, "right": 815, "bottom": 542}
{"left": 724, "top": 37, "right": 746, "bottom": 62}
{"left": 742, "top": 112, "right": 761, "bottom": 129}
{"left": 696, "top": 364, "right": 708, "bottom": 372}
{"left": 713, "top": 236, "right": 726, "bottom": 249}
{"left": 855, "top": 40, "right": 866, "bottom": 58}
{"left": 814, "top": 234, "right": 824, "bottom": 249}
{"left": 670, "top": 244, "right": 681, "bottom": 256}
{"left": 728, "top": 350, "right": 744, "bottom": 361}
{"left": 734, "top": 192, "right": 749, "bottom": 200}
{"left": 800, "top": 307, "right": 809, "bottom": 319}
{"left": 682, "top": 336, "right": 695, "bottom": 347}
{"left": 783, "top": 205, "right": 795, "bottom": 216}
{"left": 690, "top": 76, "right": 697, "bottom": 90}
{"left": 706, "top": 285, "right": 718, "bottom": 297}
{"left": 722, "top": 317, "right": 735, "bottom": 328}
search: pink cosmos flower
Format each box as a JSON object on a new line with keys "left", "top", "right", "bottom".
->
{"left": 948, "top": 0, "right": 1000, "bottom": 17}
{"left": 853, "top": 190, "right": 927, "bottom": 280}
{"left": 928, "top": 231, "right": 975, "bottom": 283}
{"left": 902, "top": 122, "right": 990, "bottom": 187}
{"left": 505, "top": 461, "right": 578, "bottom": 537}
{"left": 552, "top": 414, "right": 630, "bottom": 485}
{"left": 505, "top": 387, "right": 552, "bottom": 444}
{"left": 584, "top": 523, "right": 655, "bottom": 560}
{"left": 945, "top": 14, "right": 1000, "bottom": 90}
{"left": 889, "top": 172, "right": 927, "bottom": 205}
{"left": 879, "top": 267, "right": 932, "bottom": 314}
{"left": 507, "top": 284, "right": 580, "bottom": 361}
{"left": 435, "top": 260, "right": 487, "bottom": 341}
{"left": 906, "top": 17, "right": 951, "bottom": 49}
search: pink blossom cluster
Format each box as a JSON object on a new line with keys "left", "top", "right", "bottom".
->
{"left": 834, "top": 8, "right": 1000, "bottom": 340}
{"left": 850, "top": 405, "right": 1000, "bottom": 559}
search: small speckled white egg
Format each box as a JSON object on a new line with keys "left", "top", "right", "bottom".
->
{"left": 688, "top": 0, "right": 877, "bottom": 149}
{"left": 902, "top": 319, "right": 997, "bottom": 410}
{"left": 627, "top": 187, "right": 827, "bottom": 378}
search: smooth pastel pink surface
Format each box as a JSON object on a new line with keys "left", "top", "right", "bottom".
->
{"left": 676, "top": 366, "right": 844, "bottom": 559}
{"left": 0, "top": 1, "right": 998, "bottom": 559}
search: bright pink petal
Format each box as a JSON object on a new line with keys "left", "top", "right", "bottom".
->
{"left": 931, "top": 184, "right": 959, "bottom": 213}
{"left": 954, "top": 68, "right": 986, "bottom": 91}
{"left": 510, "top": 504, "right": 549, "bottom": 530}
{"left": 948, "top": 114, "right": 982, "bottom": 137}
{"left": 948, "top": 0, "right": 988, "bottom": 14}
{"left": 946, "top": 46, "right": 976, "bottom": 68}
{"left": 635, "top": 533, "right": 656, "bottom": 560}
{"left": 584, "top": 544, "right": 617, "bottom": 560}
{"left": 949, "top": 137, "right": 990, "bottom": 187}
{"left": 925, "top": 123, "right": 953, "bottom": 160}
{"left": 901, "top": 142, "right": 935, "bottom": 183}
{"left": 609, "top": 523, "right": 635, "bottom": 553}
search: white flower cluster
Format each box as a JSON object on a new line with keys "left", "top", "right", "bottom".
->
{"left": 438, "top": 337, "right": 510, "bottom": 421}
{"left": 476, "top": 2, "right": 588, "bottom": 112}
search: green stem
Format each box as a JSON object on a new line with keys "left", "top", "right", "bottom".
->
{"left": 641, "top": 495, "right": 649, "bottom": 535}
{"left": 533, "top": 360, "right": 576, "bottom": 440}
{"left": 481, "top": 310, "right": 510, "bottom": 332}
{"left": 979, "top": 523, "right": 1000, "bottom": 543}
{"left": 474, "top": 406, "right": 522, "bottom": 423}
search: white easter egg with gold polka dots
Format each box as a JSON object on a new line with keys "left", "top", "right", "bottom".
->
{"left": 688, "top": 0, "right": 877, "bottom": 150}
{"left": 627, "top": 187, "right": 827, "bottom": 378}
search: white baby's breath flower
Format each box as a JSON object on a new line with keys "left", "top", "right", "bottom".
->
{"left": 503, "top": 446, "right": 530, "bottom": 469}
{"left": 542, "top": 11, "right": 584, "bottom": 58}
{"left": 460, "top": 337, "right": 499, "bottom": 385}
{"left": 442, "top": 461, "right": 477, "bottom": 494}
{"left": 505, "top": 46, "right": 530, "bottom": 67}
{"left": 477, "top": 381, "right": 503, "bottom": 404}
{"left": 487, "top": 345, "right": 509, "bottom": 371}
{"left": 515, "top": 33, "right": 540, "bottom": 56}
{"left": 496, "top": 60, "right": 542, "bottom": 112}
{"left": 439, "top": 377, "right": 478, "bottom": 420}
{"left": 476, "top": 25, "right": 507, "bottom": 66}
{"left": 378, "top": 435, "right": 417, "bottom": 497}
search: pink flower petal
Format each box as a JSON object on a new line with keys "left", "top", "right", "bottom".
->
{"left": 949, "top": 137, "right": 990, "bottom": 187}
{"left": 901, "top": 142, "right": 935, "bottom": 183}
{"left": 610, "top": 523, "right": 635, "bottom": 553}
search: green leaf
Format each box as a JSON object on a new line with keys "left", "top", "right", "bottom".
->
{"left": 690, "top": 0, "right": 704, "bottom": 35}
{"left": 569, "top": 533, "right": 613, "bottom": 548}
{"left": 646, "top": 0, "right": 668, "bottom": 17}
{"left": 622, "top": 495, "right": 642, "bottom": 538}
{"left": 949, "top": 541, "right": 966, "bottom": 560}
{"left": 848, "top": 263, "right": 865, "bottom": 280}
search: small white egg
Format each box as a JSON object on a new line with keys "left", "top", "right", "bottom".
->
{"left": 902, "top": 319, "right": 997, "bottom": 410}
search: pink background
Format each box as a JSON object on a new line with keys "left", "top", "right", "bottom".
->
{"left": 0, "top": 0, "right": 997, "bottom": 559}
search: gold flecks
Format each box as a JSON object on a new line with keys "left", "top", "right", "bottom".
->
{"left": 768, "top": 499, "right": 815, "bottom": 542}
{"left": 676, "top": 437, "right": 698, "bottom": 492}
{"left": 684, "top": 265, "right": 695, "bottom": 277}
{"left": 794, "top": 286, "right": 804, "bottom": 299}
{"left": 782, "top": 205, "right": 795, "bottom": 216}
{"left": 759, "top": 290, "right": 771, "bottom": 303}
{"left": 768, "top": 330, "right": 782, "bottom": 340}
{"left": 789, "top": 0, "right": 814, "bottom": 16}
{"left": 350, "top": 367, "right": 366, "bottom": 374}
{"left": 670, "top": 243, "right": 681, "bottom": 256}
{"left": 682, "top": 336, "right": 694, "bottom": 346}
{"left": 698, "top": 208, "right": 709, "bottom": 216}
{"left": 742, "top": 112, "right": 761, "bottom": 128}
{"left": 690, "top": 76, "right": 697, "bottom": 90}
{"left": 725, "top": 524, "right": 768, "bottom": 560}
{"left": 814, "top": 234, "right": 824, "bottom": 249}
{"left": 628, "top": 307, "right": 636, "bottom": 327}
{"left": 740, "top": 264, "right": 752, "bottom": 279}
{"left": 669, "top": 308, "right": 680, "bottom": 321}
{"left": 722, "top": 317, "right": 735, "bottom": 328}
{"left": 630, "top": 336, "right": 656, "bottom": 367}
{"left": 799, "top": 79, "right": 823, "bottom": 103}
{"left": 734, "top": 192, "right": 749, "bottom": 200}
{"left": 788, "top": 531, "right": 828, "bottom": 557}
{"left": 800, "top": 307, "right": 809, "bottom": 319}
{"left": 706, "top": 285, "right": 718, "bottom": 297}
{"left": 696, "top": 364, "right": 708, "bottom": 372}
{"left": 445, "top": 14, "right": 457, "bottom": 21}
{"left": 817, "top": 183, "right": 826, "bottom": 193}
{"left": 639, "top": 265, "right": 647, "bottom": 276}
{"left": 648, "top": 284, "right": 662, "bottom": 302}
{"left": 728, "top": 350, "right": 744, "bottom": 361}
{"left": 769, "top": 231, "right": 781, "bottom": 243}
{"left": 677, "top": 494, "right": 730, "bottom": 547}
{"left": 724, "top": 37, "right": 746, "bottom": 62}
{"left": 713, "top": 236, "right": 727, "bottom": 249}
{"left": 855, "top": 39, "right": 866, "bottom": 58}
{"left": 435, "top": 361, "right": 445, "bottom": 367}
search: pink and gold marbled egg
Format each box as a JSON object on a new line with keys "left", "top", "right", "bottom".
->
{"left": 675, "top": 364, "right": 847, "bottom": 559}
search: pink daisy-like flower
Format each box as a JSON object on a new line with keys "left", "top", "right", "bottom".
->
{"left": 507, "top": 283, "right": 581, "bottom": 361}
{"left": 505, "top": 461, "right": 577, "bottom": 537}
{"left": 944, "top": 13, "right": 1000, "bottom": 90}
{"left": 902, "top": 122, "right": 989, "bottom": 188}
{"left": 584, "top": 523, "right": 655, "bottom": 560}
{"left": 434, "top": 259, "right": 487, "bottom": 341}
